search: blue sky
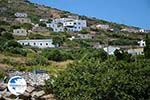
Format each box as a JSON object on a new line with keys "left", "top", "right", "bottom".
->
{"left": 30, "top": 0, "right": 150, "bottom": 29}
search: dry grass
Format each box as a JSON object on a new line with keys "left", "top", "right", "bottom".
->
{"left": 50, "top": 60, "right": 73, "bottom": 68}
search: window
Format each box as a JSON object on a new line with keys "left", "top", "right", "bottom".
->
{"left": 28, "top": 43, "right": 30, "bottom": 45}
{"left": 22, "top": 43, "right": 24, "bottom": 45}
{"left": 40, "top": 43, "right": 42, "bottom": 46}
{"left": 34, "top": 43, "right": 36, "bottom": 45}
{"left": 46, "top": 43, "right": 48, "bottom": 45}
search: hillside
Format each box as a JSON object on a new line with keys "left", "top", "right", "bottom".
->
{"left": 0, "top": 0, "right": 146, "bottom": 48}
{"left": 0, "top": 0, "right": 139, "bottom": 29}
{"left": 0, "top": 0, "right": 150, "bottom": 100}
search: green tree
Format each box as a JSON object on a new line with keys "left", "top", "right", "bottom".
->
{"left": 114, "top": 49, "right": 132, "bottom": 62}
{"left": 3, "top": 40, "right": 22, "bottom": 48}
{"left": 45, "top": 59, "right": 150, "bottom": 100}
{"left": 21, "top": 23, "right": 33, "bottom": 30}
{"left": 80, "top": 29, "right": 89, "bottom": 34}
{"left": 144, "top": 34, "right": 150, "bottom": 59}
{"left": 39, "top": 22, "right": 47, "bottom": 27}
{"left": 2, "top": 32, "right": 14, "bottom": 40}
{"left": 52, "top": 36, "right": 64, "bottom": 47}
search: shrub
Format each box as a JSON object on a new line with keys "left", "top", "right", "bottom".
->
{"left": 26, "top": 55, "right": 48, "bottom": 66}
{"left": 144, "top": 34, "right": 150, "bottom": 59}
{"left": 0, "top": 37, "right": 7, "bottom": 51}
{"left": 21, "top": 23, "right": 33, "bottom": 30}
{"left": 110, "top": 39, "right": 138, "bottom": 46}
{"left": 0, "top": 70, "right": 5, "bottom": 80}
{"left": 39, "top": 22, "right": 46, "bottom": 27}
{"left": 45, "top": 49, "right": 65, "bottom": 61}
{"left": 2, "top": 32, "right": 14, "bottom": 40}
{"left": 80, "top": 29, "right": 89, "bottom": 34}
{"left": 4, "top": 40, "right": 22, "bottom": 48}
{"left": 114, "top": 49, "right": 132, "bottom": 62}
{"left": 5, "top": 47, "right": 27, "bottom": 56}
{"left": 46, "top": 59, "right": 150, "bottom": 100}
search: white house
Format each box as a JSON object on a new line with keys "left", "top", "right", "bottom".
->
{"left": 46, "top": 18, "right": 87, "bottom": 32}
{"left": 139, "top": 29, "right": 145, "bottom": 33}
{"left": 127, "top": 47, "right": 144, "bottom": 55}
{"left": 121, "top": 28, "right": 139, "bottom": 33}
{"left": 96, "top": 24, "right": 110, "bottom": 30}
{"left": 138, "top": 40, "right": 146, "bottom": 47}
{"left": 15, "top": 18, "right": 31, "bottom": 23}
{"left": 47, "top": 23, "right": 64, "bottom": 32}
{"left": 14, "top": 12, "right": 28, "bottom": 18}
{"left": 17, "top": 39, "right": 55, "bottom": 48}
{"left": 40, "top": 19, "right": 48, "bottom": 22}
{"left": 68, "top": 36, "right": 75, "bottom": 41}
{"left": 13, "top": 29, "right": 27, "bottom": 36}
{"left": 103, "top": 46, "right": 120, "bottom": 55}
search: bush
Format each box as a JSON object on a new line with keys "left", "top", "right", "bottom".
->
{"left": 110, "top": 39, "right": 138, "bottom": 46}
{"left": 29, "top": 33, "right": 47, "bottom": 39}
{"left": 21, "top": 23, "right": 33, "bottom": 30}
{"left": 114, "top": 49, "right": 132, "bottom": 62}
{"left": 42, "top": 49, "right": 72, "bottom": 62}
{"left": 39, "top": 22, "right": 46, "bottom": 27}
{"left": 0, "top": 70, "right": 5, "bottom": 80}
{"left": 80, "top": 29, "right": 89, "bottom": 34}
{"left": 46, "top": 59, "right": 150, "bottom": 100}
{"left": 0, "top": 37, "right": 7, "bottom": 51}
{"left": 4, "top": 40, "right": 22, "bottom": 48}
{"left": 26, "top": 55, "right": 48, "bottom": 66}
{"left": 5, "top": 47, "right": 27, "bottom": 56}
{"left": 2, "top": 32, "right": 14, "bottom": 40}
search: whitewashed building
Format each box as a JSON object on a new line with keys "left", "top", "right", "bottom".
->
{"left": 96, "top": 24, "right": 110, "bottom": 30}
{"left": 13, "top": 29, "right": 27, "bottom": 36}
{"left": 121, "top": 28, "right": 139, "bottom": 33}
{"left": 127, "top": 48, "right": 144, "bottom": 55}
{"left": 17, "top": 39, "right": 55, "bottom": 48}
{"left": 14, "top": 12, "right": 28, "bottom": 18}
{"left": 103, "top": 46, "right": 120, "bottom": 55}
{"left": 15, "top": 18, "right": 31, "bottom": 23}
{"left": 40, "top": 19, "right": 48, "bottom": 22}
{"left": 138, "top": 40, "right": 146, "bottom": 47}
{"left": 46, "top": 18, "right": 87, "bottom": 32}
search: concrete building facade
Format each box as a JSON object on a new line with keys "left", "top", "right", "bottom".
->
{"left": 17, "top": 39, "right": 55, "bottom": 48}
{"left": 46, "top": 18, "right": 87, "bottom": 32}
{"left": 13, "top": 29, "right": 27, "bottom": 36}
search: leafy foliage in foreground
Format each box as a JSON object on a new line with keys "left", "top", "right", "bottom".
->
{"left": 46, "top": 59, "right": 150, "bottom": 100}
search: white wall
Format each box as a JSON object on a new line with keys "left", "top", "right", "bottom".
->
{"left": 17, "top": 39, "right": 55, "bottom": 48}
{"left": 47, "top": 18, "right": 87, "bottom": 32}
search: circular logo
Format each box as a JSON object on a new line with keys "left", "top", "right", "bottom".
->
{"left": 8, "top": 76, "right": 27, "bottom": 96}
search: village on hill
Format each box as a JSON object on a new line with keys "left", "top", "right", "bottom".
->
{"left": 1, "top": 11, "right": 149, "bottom": 54}
{"left": 0, "top": 0, "right": 150, "bottom": 100}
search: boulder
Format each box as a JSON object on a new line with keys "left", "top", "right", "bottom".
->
{"left": 41, "top": 94, "right": 56, "bottom": 100}
{"left": 31, "top": 90, "right": 45, "bottom": 98}
{"left": 26, "top": 86, "right": 35, "bottom": 93}
{"left": 0, "top": 83, "right": 7, "bottom": 91}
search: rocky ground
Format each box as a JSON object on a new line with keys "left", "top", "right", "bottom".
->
{"left": 0, "top": 71, "right": 56, "bottom": 100}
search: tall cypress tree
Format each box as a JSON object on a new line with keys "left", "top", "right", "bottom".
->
{"left": 144, "top": 34, "right": 150, "bottom": 59}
